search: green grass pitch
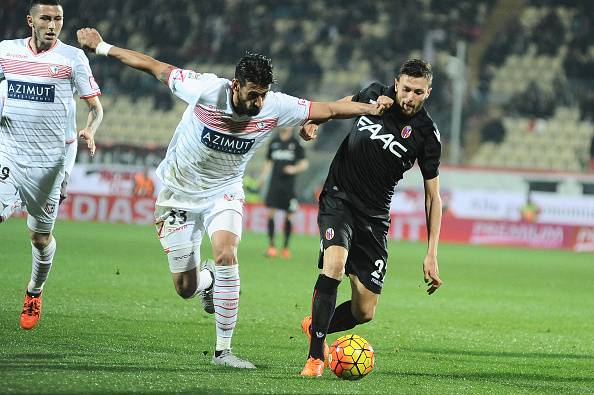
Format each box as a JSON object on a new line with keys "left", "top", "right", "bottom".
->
{"left": 1, "top": 218, "right": 593, "bottom": 394}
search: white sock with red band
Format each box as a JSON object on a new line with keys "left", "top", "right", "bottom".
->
{"left": 214, "top": 264, "right": 240, "bottom": 351}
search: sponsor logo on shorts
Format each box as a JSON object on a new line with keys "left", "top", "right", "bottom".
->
{"left": 165, "top": 223, "right": 189, "bottom": 235}
{"left": 8, "top": 80, "right": 55, "bottom": 102}
{"left": 44, "top": 203, "right": 56, "bottom": 214}
{"left": 172, "top": 251, "right": 194, "bottom": 261}
{"left": 315, "top": 332, "right": 325, "bottom": 338}
{"left": 401, "top": 125, "right": 412, "bottom": 139}
{"left": 325, "top": 227, "right": 334, "bottom": 241}
{"left": 201, "top": 126, "right": 255, "bottom": 155}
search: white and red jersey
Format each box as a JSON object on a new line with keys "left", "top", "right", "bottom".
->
{"left": 0, "top": 38, "right": 101, "bottom": 167}
{"left": 157, "top": 68, "right": 311, "bottom": 203}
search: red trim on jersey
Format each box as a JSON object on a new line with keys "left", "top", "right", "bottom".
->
{"left": 79, "top": 92, "right": 102, "bottom": 99}
{"left": 0, "top": 58, "right": 72, "bottom": 79}
{"left": 165, "top": 67, "right": 179, "bottom": 87}
{"left": 27, "top": 37, "right": 59, "bottom": 56}
{"left": 194, "top": 105, "right": 278, "bottom": 134}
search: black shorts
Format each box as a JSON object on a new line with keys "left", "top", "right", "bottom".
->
{"left": 317, "top": 191, "right": 389, "bottom": 294}
{"left": 265, "top": 184, "right": 298, "bottom": 212}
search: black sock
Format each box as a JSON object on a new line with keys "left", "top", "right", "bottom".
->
{"left": 267, "top": 218, "right": 275, "bottom": 246}
{"left": 283, "top": 218, "right": 292, "bottom": 248}
{"left": 309, "top": 274, "right": 340, "bottom": 360}
{"left": 328, "top": 300, "right": 360, "bottom": 334}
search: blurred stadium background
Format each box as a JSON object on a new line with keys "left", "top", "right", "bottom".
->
{"left": 1, "top": 0, "right": 593, "bottom": 246}
{"left": 2, "top": 1, "right": 594, "bottom": 392}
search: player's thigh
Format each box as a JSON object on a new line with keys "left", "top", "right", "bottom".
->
{"left": 204, "top": 192, "right": 244, "bottom": 266}
{"left": 21, "top": 166, "right": 64, "bottom": 233}
{"left": 348, "top": 274, "right": 380, "bottom": 322}
{"left": 155, "top": 205, "right": 204, "bottom": 274}
{"left": 345, "top": 215, "right": 389, "bottom": 295}
{"left": 317, "top": 192, "right": 354, "bottom": 279}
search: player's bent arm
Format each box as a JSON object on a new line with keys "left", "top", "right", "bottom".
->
{"left": 307, "top": 101, "right": 381, "bottom": 121}
{"left": 82, "top": 96, "right": 103, "bottom": 135}
{"left": 423, "top": 176, "right": 442, "bottom": 258}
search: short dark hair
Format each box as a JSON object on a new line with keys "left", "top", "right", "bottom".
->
{"left": 235, "top": 52, "right": 275, "bottom": 87}
{"left": 29, "top": 0, "right": 61, "bottom": 12}
{"left": 398, "top": 59, "right": 433, "bottom": 85}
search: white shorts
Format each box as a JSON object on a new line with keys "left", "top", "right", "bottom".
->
{"left": 155, "top": 186, "right": 244, "bottom": 273}
{"left": 0, "top": 153, "right": 64, "bottom": 233}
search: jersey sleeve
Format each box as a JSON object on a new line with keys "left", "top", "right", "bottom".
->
{"left": 270, "top": 91, "right": 311, "bottom": 127}
{"left": 351, "top": 82, "right": 386, "bottom": 103}
{"left": 167, "top": 68, "right": 218, "bottom": 104}
{"left": 418, "top": 124, "right": 442, "bottom": 180}
{"left": 72, "top": 50, "right": 101, "bottom": 99}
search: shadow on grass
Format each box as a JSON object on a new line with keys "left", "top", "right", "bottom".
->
{"left": 410, "top": 347, "right": 594, "bottom": 361}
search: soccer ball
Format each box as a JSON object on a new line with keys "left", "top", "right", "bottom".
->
{"left": 328, "top": 334, "right": 374, "bottom": 380}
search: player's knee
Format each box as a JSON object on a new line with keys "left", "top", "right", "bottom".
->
{"left": 175, "top": 284, "right": 196, "bottom": 299}
{"left": 353, "top": 305, "right": 375, "bottom": 323}
{"left": 323, "top": 256, "right": 346, "bottom": 278}
{"left": 172, "top": 273, "right": 197, "bottom": 299}
{"left": 214, "top": 246, "right": 237, "bottom": 266}
{"left": 30, "top": 233, "right": 51, "bottom": 250}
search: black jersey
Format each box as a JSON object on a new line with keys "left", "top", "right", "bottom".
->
{"left": 266, "top": 135, "right": 305, "bottom": 188}
{"left": 323, "top": 82, "right": 442, "bottom": 218}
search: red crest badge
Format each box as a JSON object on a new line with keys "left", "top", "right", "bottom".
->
{"left": 325, "top": 227, "right": 335, "bottom": 241}
{"left": 401, "top": 125, "right": 412, "bottom": 139}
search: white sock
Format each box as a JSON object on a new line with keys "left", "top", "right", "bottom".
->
{"left": 28, "top": 238, "right": 56, "bottom": 295}
{"left": 214, "top": 264, "right": 240, "bottom": 351}
{"left": 197, "top": 268, "right": 213, "bottom": 292}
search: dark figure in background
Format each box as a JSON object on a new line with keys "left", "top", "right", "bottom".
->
{"left": 259, "top": 127, "right": 308, "bottom": 259}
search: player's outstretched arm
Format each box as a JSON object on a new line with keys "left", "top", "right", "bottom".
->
{"left": 300, "top": 95, "right": 393, "bottom": 141}
{"left": 77, "top": 28, "right": 175, "bottom": 85}
{"left": 422, "top": 176, "right": 443, "bottom": 295}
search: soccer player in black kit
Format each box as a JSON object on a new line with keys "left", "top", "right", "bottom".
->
{"left": 260, "top": 127, "right": 309, "bottom": 259}
{"left": 299, "top": 59, "right": 444, "bottom": 377}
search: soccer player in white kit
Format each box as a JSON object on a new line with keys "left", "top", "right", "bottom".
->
{"left": 0, "top": 0, "right": 103, "bottom": 330}
{"left": 76, "top": 27, "right": 391, "bottom": 369}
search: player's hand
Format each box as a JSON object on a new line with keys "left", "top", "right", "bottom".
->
{"left": 59, "top": 173, "right": 70, "bottom": 205}
{"left": 283, "top": 165, "right": 297, "bottom": 175}
{"left": 422, "top": 254, "right": 442, "bottom": 295}
{"left": 78, "top": 127, "right": 96, "bottom": 156}
{"left": 377, "top": 95, "right": 394, "bottom": 111}
{"left": 77, "top": 28, "right": 103, "bottom": 52}
{"left": 300, "top": 121, "right": 318, "bottom": 141}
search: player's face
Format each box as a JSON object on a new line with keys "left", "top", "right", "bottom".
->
{"left": 232, "top": 80, "right": 269, "bottom": 116}
{"left": 395, "top": 75, "right": 431, "bottom": 116}
{"left": 27, "top": 5, "right": 64, "bottom": 50}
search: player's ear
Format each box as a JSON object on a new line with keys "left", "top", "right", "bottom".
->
{"left": 231, "top": 79, "right": 241, "bottom": 92}
{"left": 27, "top": 14, "right": 34, "bottom": 28}
{"left": 426, "top": 87, "right": 432, "bottom": 99}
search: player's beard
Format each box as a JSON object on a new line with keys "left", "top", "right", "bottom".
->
{"left": 236, "top": 101, "right": 260, "bottom": 116}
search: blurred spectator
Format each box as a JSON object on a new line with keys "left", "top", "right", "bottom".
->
{"left": 133, "top": 167, "right": 155, "bottom": 197}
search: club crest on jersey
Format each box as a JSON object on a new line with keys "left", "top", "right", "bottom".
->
{"left": 401, "top": 125, "right": 412, "bottom": 139}
{"left": 325, "top": 227, "right": 335, "bottom": 241}
{"left": 44, "top": 203, "right": 56, "bottom": 214}
{"left": 48, "top": 65, "right": 60, "bottom": 76}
